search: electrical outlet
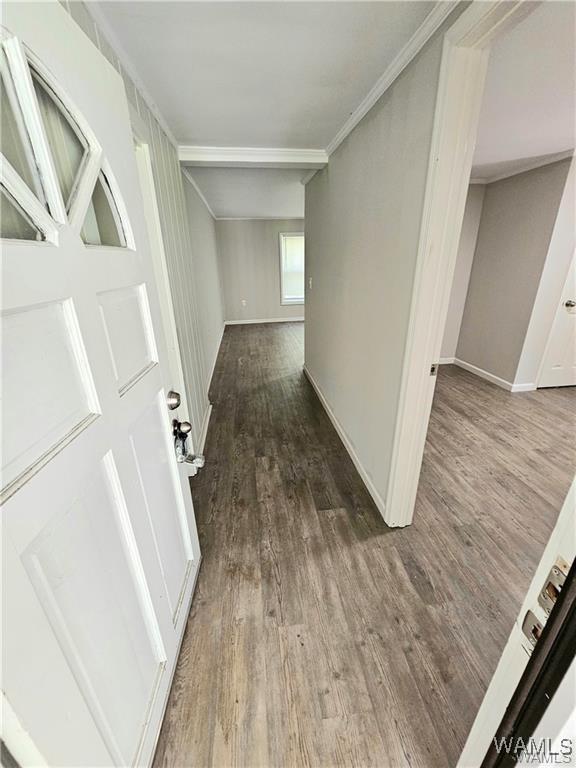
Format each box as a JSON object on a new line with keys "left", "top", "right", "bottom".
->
{"left": 241, "top": 299, "right": 247, "bottom": 307}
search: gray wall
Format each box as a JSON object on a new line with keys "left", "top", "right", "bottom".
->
{"left": 441, "top": 185, "right": 485, "bottom": 360}
{"left": 304, "top": 24, "right": 448, "bottom": 512}
{"left": 217, "top": 219, "right": 305, "bottom": 322}
{"left": 183, "top": 177, "right": 225, "bottom": 389}
{"left": 456, "top": 159, "right": 571, "bottom": 384}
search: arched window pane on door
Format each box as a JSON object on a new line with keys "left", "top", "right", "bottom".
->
{"left": 0, "top": 49, "right": 45, "bottom": 205}
{"left": 81, "top": 172, "right": 126, "bottom": 247}
{"left": 0, "top": 186, "right": 44, "bottom": 241}
{"left": 32, "top": 69, "right": 87, "bottom": 210}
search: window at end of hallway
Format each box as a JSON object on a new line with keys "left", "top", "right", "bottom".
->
{"left": 279, "top": 232, "right": 305, "bottom": 305}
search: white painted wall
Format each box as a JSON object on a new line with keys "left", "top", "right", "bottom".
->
{"left": 216, "top": 219, "right": 305, "bottom": 323}
{"left": 456, "top": 159, "right": 571, "bottom": 385}
{"left": 516, "top": 157, "right": 575, "bottom": 387}
{"left": 182, "top": 175, "right": 225, "bottom": 392}
{"left": 440, "top": 185, "right": 485, "bottom": 361}
{"left": 304, "top": 19, "right": 451, "bottom": 517}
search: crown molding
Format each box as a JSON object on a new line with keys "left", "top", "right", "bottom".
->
{"left": 181, "top": 167, "right": 217, "bottom": 219}
{"left": 215, "top": 216, "right": 304, "bottom": 221}
{"left": 178, "top": 145, "right": 328, "bottom": 169}
{"left": 176, "top": 3, "right": 456, "bottom": 173}
{"left": 470, "top": 150, "right": 574, "bottom": 185}
{"left": 325, "top": 1, "right": 458, "bottom": 156}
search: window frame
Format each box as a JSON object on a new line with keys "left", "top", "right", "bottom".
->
{"left": 279, "top": 231, "right": 305, "bottom": 306}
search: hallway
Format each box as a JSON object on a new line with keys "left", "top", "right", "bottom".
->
{"left": 153, "top": 322, "right": 575, "bottom": 768}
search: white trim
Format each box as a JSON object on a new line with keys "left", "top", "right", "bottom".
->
{"left": 1, "top": 157, "right": 59, "bottom": 244}
{"left": 146, "top": 554, "right": 202, "bottom": 768}
{"left": 303, "top": 365, "right": 389, "bottom": 522}
{"left": 225, "top": 317, "right": 304, "bottom": 325}
{"left": 458, "top": 479, "right": 576, "bottom": 766}
{"left": 535, "top": 248, "right": 576, "bottom": 389}
{"left": 510, "top": 382, "right": 537, "bottom": 393}
{"left": 3, "top": 35, "right": 68, "bottom": 225}
{"left": 134, "top": 141, "right": 193, "bottom": 431}
{"left": 215, "top": 216, "right": 305, "bottom": 221}
{"left": 326, "top": 2, "right": 458, "bottom": 156}
{"left": 385, "top": 0, "right": 538, "bottom": 528}
{"left": 178, "top": 145, "right": 328, "bottom": 169}
{"left": 2, "top": 693, "right": 48, "bottom": 767}
{"left": 441, "top": 358, "right": 536, "bottom": 392}
{"left": 21, "top": 40, "right": 104, "bottom": 235}
{"left": 470, "top": 150, "right": 574, "bottom": 185}
{"left": 181, "top": 167, "right": 217, "bottom": 219}
{"left": 206, "top": 323, "right": 225, "bottom": 396}
{"left": 85, "top": 2, "right": 179, "bottom": 148}
{"left": 197, "top": 404, "right": 212, "bottom": 456}
{"left": 452, "top": 359, "right": 513, "bottom": 390}
{"left": 452, "top": 358, "right": 521, "bottom": 392}
{"left": 176, "top": 5, "right": 456, "bottom": 169}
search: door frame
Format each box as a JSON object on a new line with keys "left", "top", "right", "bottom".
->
{"left": 385, "top": 0, "right": 539, "bottom": 527}
{"left": 457, "top": 478, "right": 576, "bottom": 765}
{"left": 535, "top": 248, "right": 576, "bottom": 388}
{"left": 130, "top": 106, "right": 200, "bottom": 456}
{"left": 482, "top": 557, "right": 576, "bottom": 767}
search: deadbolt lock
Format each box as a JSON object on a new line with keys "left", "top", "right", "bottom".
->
{"left": 538, "top": 558, "right": 568, "bottom": 616}
{"left": 167, "top": 390, "right": 181, "bottom": 410}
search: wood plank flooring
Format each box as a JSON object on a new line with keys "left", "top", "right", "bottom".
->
{"left": 153, "top": 322, "right": 575, "bottom": 768}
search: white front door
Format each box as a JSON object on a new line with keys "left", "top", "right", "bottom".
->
{"left": 538, "top": 252, "right": 576, "bottom": 388}
{"left": 1, "top": 4, "right": 200, "bottom": 766}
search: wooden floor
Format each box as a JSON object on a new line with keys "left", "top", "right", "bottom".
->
{"left": 154, "top": 322, "right": 575, "bottom": 768}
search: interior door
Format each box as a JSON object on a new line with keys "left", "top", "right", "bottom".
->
{"left": 538, "top": 252, "right": 576, "bottom": 388}
{"left": 1, "top": 3, "right": 200, "bottom": 766}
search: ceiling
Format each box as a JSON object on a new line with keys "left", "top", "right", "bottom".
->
{"left": 472, "top": 1, "right": 575, "bottom": 179}
{"left": 91, "top": 1, "right": 435, "bottom": 149}
{"left": 185, "top": 167, "right": 306, "bottom": 219}
{"left": 93, "top": 1, "right": 575, "bottom": 217}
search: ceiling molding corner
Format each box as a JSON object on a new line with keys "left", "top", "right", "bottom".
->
{"left": 325, "top": 1, "right": 458, "bottom": 157}
{"left": 178, "top": 145, "right": 328, "bottom": 169}
{"left": 470, "top": 149, "right": 574, "bottom": 186}
{"left": 300, "top": 169, "right": 319, "bottom": 185}
{"left": 181, "top": 167, "right": 217, "bottom": 219}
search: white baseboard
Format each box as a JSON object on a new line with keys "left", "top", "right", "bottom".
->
{"left": 510, "top": 381, "right": 537, "bottom": 393}
{"left": 197, "top": 403, "right": 212, "bottom": 455}
{"left": 452, "top": 358, "right": 536, "bottom": 392}
{"left": 206, "top": 323, "right": 225, "bottom": 395}
{"left": 302, "top": 365, "right": 387, "bottom": 520}
{"left": 225, "top": 317, "right": 304, "bottom": 325}
{"left": 439, "top": 356, "right": 455, "bottom": 364}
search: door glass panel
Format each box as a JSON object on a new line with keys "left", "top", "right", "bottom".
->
{"left": 32, "top": 69, "right": 87, "bottom": 210}
{"left": 0, "top": 48, "right": 44, "bottom": 203}
{"left": 81, "top": 173, "right": 126, "bottom": 247}
{"left": 0, "top": 186, "right": 44, "bottom": 241}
